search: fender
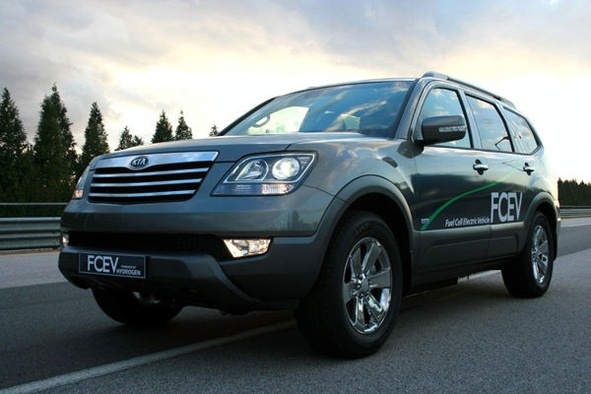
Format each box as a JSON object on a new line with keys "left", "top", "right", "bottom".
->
{"left": 324, "top": 174, "right": 415, "bottom": 256}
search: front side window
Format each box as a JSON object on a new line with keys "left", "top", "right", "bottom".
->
{"left": 418, "top": 88, "right": 471, "bottom": 148}
{"left": 224, "top": 81, "right": 412, "bottom": 136}
{"left": 504, "top": 110, "right": 539, "bottom": 154}
{"left": 467, "top": 96, "right": 513, "bottom": 152}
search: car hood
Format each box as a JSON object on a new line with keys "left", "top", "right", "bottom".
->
{"left": 97, "top": 133, "right": 373, "bottom": 163}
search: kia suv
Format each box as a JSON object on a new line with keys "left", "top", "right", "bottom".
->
{"left": 59, "top": 72, "right": 560, "bottom": 358}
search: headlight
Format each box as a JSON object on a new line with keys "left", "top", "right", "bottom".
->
{"left": 212, "top": 153, "right": 316, "bottom": 196}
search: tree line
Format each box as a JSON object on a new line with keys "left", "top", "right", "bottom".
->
{"left": 1, "top": 84, "right": 591, "bottom": 208}
{"left": 558, "top": 179, "right": 591, "bottom": 206}
{"left": 0, "top": 85, "right": 218, "bottom": 205}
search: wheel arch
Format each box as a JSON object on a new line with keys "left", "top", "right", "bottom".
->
{"left": 331, "top": 176, "right": 414, "bottom": 294}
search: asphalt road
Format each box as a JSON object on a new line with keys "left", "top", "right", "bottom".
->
{"left": 1, "top": 218, "right": 590, "bottom": 393}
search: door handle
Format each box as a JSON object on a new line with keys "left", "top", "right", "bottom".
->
{"left": 523, "top": 163, "right": 535, "bottom": 175}
{"left": 473, "top": 160, "right": 489, "bottom": 174}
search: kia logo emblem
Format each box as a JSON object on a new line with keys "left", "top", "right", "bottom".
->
{"left": 130, "top": 156, "right": 150, "bottom": 169}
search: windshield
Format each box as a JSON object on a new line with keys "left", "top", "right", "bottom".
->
{"left": 223, "top": 81, "right": 413, "bottom": 137}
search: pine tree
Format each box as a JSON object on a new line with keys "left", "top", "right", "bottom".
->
{"left": 209, "top": 124, "right": 219, "bottom": 136}
{"left": 174, "top": 111, "right": 193, "bottom": 140}
{"left": 116, "top": 126, "right": 144, "bottom": 151}
{"left": 0, "top": 88, "right": 35, "bottom": 202}
{"left": 151, "top": 111, "right": 174, "bottom": 144}
{"left": 79, "top": 102, "right": 110, "bottom": 175}
{"left": 33, "top": 84, "right": 78, "bottom": 202}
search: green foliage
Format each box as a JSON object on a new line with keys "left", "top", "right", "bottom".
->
{"left": 209, "top": 124, "right": 219, "bottom": 136}
{"left": 79, "top": 102, "right": 110, "bottom": 175}
{"left": 33, "top": 85, "right": 78, "bottom": 202}
{"left": 151, "top": 111, "right": 174, "bottom": 144}
{"left": 0, "top": 88, "right": 36, "bottom": 201}
{"left": 558, "top": 179, "right": 591, "bottom": 206}
{"left": 175, "top": 111, "right": 193, "bottom": 140}
{"left": 116, "top": 126, "right": 144, "bottom": 151}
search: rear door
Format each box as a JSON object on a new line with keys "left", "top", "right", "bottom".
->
{"left": 464, "top": 94, "right": 532, "bottom": 258}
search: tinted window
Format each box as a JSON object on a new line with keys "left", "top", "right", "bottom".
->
{"left": 467, "top": 96, "right": 513, "bottom": 152}
{"left": 504, "top": 110, "right": 539, "bottom": 154}
{"left": 419, "top": 88, "right": 471, "bottom": 148}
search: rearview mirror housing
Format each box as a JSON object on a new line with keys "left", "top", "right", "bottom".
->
{"left": 415, "top": 115, "right": 467, "bottom": 146}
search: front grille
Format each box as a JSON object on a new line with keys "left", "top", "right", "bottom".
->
{"left": 69, "top": 232, "right": 232, "bottom": 261}
{"left": 88, "top": 152, "right": 218, "bottom": 204}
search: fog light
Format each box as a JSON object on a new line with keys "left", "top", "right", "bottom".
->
{"left": 223, "top": 239, "right": 271, "bottom": 258}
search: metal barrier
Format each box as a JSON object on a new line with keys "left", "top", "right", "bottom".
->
{"left": 0, "top": 203, "right": 66, "bottom": 251}
{"left": 0, "top": 217, "right": 61, "bottom": 250}
{"left": 560, "top": 206, "right": 591, "bottom": 219}
{"left": 0, "top": 206, "right": 590, "bottom": 252}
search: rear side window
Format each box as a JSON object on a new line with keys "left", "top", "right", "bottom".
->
{"left": 467, "top": 96, "right": 513, "bottom": 153}
{"left": 504, "top": 110, "right": 539, "bottom": 154}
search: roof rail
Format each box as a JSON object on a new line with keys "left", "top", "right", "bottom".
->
{"left": 421, "top": 71, "right": 515, "bottom": 108}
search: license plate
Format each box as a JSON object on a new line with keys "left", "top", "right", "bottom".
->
{"left": 79, "top": 252, "right": 146, "bottom": 279}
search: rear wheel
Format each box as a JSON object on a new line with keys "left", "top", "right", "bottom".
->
{"left": 295, "top": 211, "right": 402, "bottom": 358}
{"left": 92, "top": 289, "right": 183, "bottom": 326}
{"left": 502, "top": 212, "right": 554, "bottom": 298}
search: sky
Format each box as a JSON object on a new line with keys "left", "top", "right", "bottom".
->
{"left": 1, "top": 0, "right": 590, "bottom": 182}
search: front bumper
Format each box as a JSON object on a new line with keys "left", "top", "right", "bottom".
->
{"left": 58, "top": 230, "right": 331, "bottom": 312}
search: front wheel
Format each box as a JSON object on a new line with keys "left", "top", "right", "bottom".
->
{"left": 502, "top": 212, "right": 554, "bottom": 298}
{"left": 92, "top": 289, "right": 183, "bottom": 326}
{"left": 295, "top": 211, "right": 403, "bottom": 358}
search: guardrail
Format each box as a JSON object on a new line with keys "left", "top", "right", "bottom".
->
{"left": 0, "top": 203, "right": 66, "bottom": 251}
{"left": 1, "top": 205, "right": 590, "bottom": 251}
{"left": 560, "top": 206, "right": 591, "bottom": 219}
{"left": 0, "top": 217, "right": 61, "bottom": 250}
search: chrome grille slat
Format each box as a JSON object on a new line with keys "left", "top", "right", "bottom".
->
{"left": 88, "top": 152, "right": 217, "bottom": 204}
{"left": 91, "top": 178, "right": 202, "bottom": 188}
{"left": 89, "top": 190, "right": 195, "bottom": 198}
{"left": 92, "top": 168, "right": 207, "bottom": 178}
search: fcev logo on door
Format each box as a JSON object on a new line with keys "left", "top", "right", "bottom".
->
{"left": 79, "top": 253, "right": 146, "bottom": 279}
{"left": 490, "top": 192, "right": 523, "bottom": 223}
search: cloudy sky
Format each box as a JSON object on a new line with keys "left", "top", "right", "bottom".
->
{"left": 1, "top": 0, "right": 590, "bottom": 182}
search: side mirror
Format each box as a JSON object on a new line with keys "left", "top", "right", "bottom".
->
{"left": 415, "top": 115, "right": 467, "bottom": 146}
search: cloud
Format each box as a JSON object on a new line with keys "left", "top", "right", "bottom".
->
{"left": 1, "top": 0, "right": 590, "bottom": 181}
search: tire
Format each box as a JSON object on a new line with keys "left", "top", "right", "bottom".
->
{"left": 92, "top": 289, "right": 183, "bottom": 326}
{"left": 295, "top": 211, "right": 403, "bottom": 358}
{"left": 502, "top": 212, "right": 554, "bottom": 298}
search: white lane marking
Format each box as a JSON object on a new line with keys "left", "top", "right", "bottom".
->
{"left": 0, "top": 321, "right": 296, "bottom": 394}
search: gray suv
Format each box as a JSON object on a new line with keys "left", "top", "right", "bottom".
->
{"left": 59, "top": 72, "right": 560, "bottom": 358}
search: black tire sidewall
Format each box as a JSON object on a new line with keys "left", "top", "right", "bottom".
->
{"left": 503, "top": 212, "right": 554, "bottom": 297}
{"left": 299, "top": 211, "right": 402, "bottom": 357}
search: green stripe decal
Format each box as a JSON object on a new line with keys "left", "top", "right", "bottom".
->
{"left": 420, "top": 172, "right": 514, "bottom": 231}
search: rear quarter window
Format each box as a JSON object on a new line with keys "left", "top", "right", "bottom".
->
{"left": 503, "top": 110, "right": 539, "bottom": 154}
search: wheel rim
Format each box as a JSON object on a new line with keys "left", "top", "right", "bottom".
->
{"left": 531, "top": 224, "right": 549, "bottom": 284}
{"left": 342, "top": 237, "right": 392, "bottom": 334}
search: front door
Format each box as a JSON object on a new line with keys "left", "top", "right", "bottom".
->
{"left": 411, "top": 87, "right": 492, "bottom": 279}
